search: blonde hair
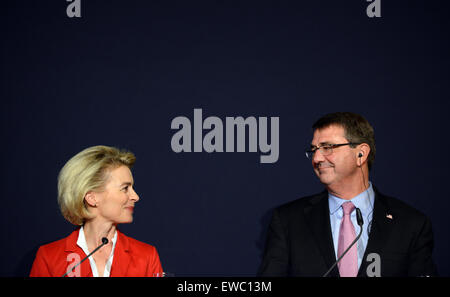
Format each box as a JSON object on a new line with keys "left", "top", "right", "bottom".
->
{"left": 57, "top": 145, "right": 136, "bottom": 225}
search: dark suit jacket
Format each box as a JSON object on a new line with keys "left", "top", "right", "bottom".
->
{"left": 258, "top": 187, "right": 437, "bottom": 277}
{"left": 29, "top": 228, "right": 163, "bottom": 277}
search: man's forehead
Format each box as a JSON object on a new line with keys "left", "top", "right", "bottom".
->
{"left": 312, "top": 125, "right": 346, "bottom": 143}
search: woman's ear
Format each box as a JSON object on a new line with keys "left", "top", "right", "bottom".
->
{"left": 84, "top": 191, "right": 98, "bottom": 207}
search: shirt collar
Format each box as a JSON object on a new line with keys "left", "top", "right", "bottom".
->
{"left": 328, "top": 181, "right": 375, "bottom": 215}
{"left": 77, "top": 225, "right": 118, "bottom": 255}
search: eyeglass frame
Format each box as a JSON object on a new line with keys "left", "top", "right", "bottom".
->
{"left": 305, "top": 142, "right": 361, "bottom": 159}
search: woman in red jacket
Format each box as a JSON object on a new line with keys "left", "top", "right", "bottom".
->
{"left": 30, "top": 145, "right": 164, "bottom": 277}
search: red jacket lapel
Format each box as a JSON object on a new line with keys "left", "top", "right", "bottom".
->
{"left": 63, "top": 228, "right": 93, "bottom": 277}
{"left": 109, "top": 230, "right": 131, "bottom": 277}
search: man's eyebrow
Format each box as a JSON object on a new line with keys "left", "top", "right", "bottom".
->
{"left": 310, "top": 142, "right": 331, "bottom": 148}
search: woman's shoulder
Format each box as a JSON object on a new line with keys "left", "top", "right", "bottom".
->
{"left": 117, "top": 231, "right": 158, "bottom": 253}
{"left": 37, "top": 229, "right": 79, "bottom": 254}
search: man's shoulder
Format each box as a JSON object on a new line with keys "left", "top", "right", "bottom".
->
{"left": 275, "top": 190, "right": 328, "bottom": 215}
{"left": 375, "top": 190, "right": 430, "bottom": 222}
{"left": 274, "top": 188, "right": 430, "bottom": 223}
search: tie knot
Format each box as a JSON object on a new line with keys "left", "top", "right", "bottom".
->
{"left": 342, "top": 201, "right": 355, "bottom": 215}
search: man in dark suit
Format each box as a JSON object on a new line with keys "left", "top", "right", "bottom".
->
{"left": 258, "top": 112, "right": 436, "bottom": 277}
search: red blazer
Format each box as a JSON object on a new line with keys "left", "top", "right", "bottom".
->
{"left": 30, "top": 228, "right": 163, "bottom": 277}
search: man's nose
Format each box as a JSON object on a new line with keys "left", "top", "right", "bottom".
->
{"left": 312, "top": 148, "right": 326, "bottom": 164}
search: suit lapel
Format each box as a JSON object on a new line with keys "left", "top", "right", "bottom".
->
{"left": 358, "top": 189, "right": 394, "bottom": 276}
{"left": 110, "top": 230, "right": 131, "bottom": 277}
{"left": 303, "top": 191, "right": 339, "bottom": 277}
{"left": 64, "top": 228, "right": 93, "bottom": 277}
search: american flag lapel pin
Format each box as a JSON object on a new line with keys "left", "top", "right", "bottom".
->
{"left": 386, "top": 214, "right": 393, "bottom": 220}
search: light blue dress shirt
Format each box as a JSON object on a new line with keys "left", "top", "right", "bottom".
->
{"left": 328, "top": 182, "right": 375, "bottom": 270}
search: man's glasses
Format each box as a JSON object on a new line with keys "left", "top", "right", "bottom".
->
{"left": 305, "top": 143, "right": 360, "bottom": 159}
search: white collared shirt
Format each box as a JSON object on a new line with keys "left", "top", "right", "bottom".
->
{"left": 77, "top": 226, "right": 118, "bottom": 277}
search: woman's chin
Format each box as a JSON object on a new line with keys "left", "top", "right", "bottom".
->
{"left": 115, "top": 216, "right": 133, "bottom": 224}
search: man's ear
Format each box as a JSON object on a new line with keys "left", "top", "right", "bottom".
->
{"left": 357, "top": 143, "right": 371, "bottom": 166}
{"left": 84, "top": 191, "right": 98, "bottom": 207}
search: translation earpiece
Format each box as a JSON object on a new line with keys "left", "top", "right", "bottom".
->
{"left": 358, "top": 152, "right": 363, "bottom": 158}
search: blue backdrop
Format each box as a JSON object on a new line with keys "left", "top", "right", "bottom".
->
{"left": 1, "top": 0, "right": 449, "bottom": 276}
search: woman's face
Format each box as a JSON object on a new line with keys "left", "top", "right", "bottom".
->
{"left": 94, "top": 165, "right": 140, "bottom": 224}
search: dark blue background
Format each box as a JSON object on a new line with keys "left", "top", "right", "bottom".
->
{"left": 1, "top": 0, "right": 449, "bottom": 276}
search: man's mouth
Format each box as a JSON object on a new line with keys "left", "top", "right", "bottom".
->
{"left": 316, "top": 163, "right": 334, "bottom": 170}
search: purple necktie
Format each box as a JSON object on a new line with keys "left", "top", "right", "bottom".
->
{"left": 337, "top": 201, "right": 358, "bottom": 277}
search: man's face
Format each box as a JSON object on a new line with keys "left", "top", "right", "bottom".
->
{"left": 310, "top": 125, "right": 359, "bottom": 188}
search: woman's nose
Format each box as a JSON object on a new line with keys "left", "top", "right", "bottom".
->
{"left": 130, "top": 188, "right": 140, "bottom": 202}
